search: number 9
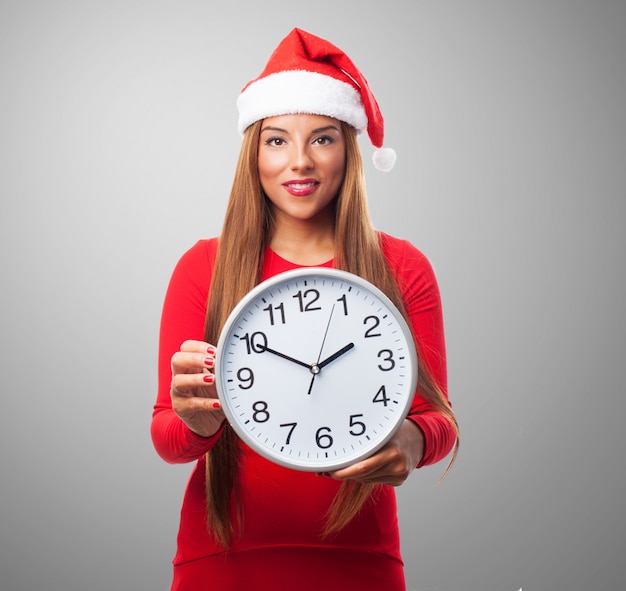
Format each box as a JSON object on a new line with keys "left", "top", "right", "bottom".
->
{"left": 237, "top": 367, "right": 255, "bottom": 390}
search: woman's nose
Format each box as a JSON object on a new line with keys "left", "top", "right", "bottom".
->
{"left": 289, "top": 144, "right": 314, "bottom": 171}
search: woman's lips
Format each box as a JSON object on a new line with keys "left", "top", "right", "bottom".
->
{"left": 283, "top": 179, "right": 319, "bottom": 196}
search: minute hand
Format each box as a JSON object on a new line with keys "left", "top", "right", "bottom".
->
{"left": 317, "top": 343, "right": 355, "bottom": 370}
{"left": 258, "top": 345, "right": 312, "bottom": 370}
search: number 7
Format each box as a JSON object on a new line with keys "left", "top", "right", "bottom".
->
{"left": 280, "top": 422, "right": 297, "bottom": 444}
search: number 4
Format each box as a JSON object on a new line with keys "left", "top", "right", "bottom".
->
{"left": 373, "top": 385, "right": 389, "bottom": 406}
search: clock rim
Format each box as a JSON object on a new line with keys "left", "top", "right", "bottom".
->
{"left": 214, "top": 267, "right": 418, "bottom": 471}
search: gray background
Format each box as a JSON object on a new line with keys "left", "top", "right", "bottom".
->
{"left": 1, "top": 1, "right": 624, "bottom": 590}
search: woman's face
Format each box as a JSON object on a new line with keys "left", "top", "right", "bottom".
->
{"left": 258, "top": 114, "right": 346, "bottom": 226}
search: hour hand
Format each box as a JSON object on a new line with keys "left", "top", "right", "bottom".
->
{"left": 317, "top": 343, "right": 355, "bottom": 370}
{"left": 257, "top": 344, "right": 312, "bottom": 370}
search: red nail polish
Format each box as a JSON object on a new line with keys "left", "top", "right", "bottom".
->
{"left": 204, "top": 357, "right": 214, "bottom": 368}
{"left": 203, "top": 374, "right": 214, "bottom": 383}
{"left": 207, "top": 345, "right": 216, "bottom": 355}
{"left": 212, "top": 401, "right": 221, "bottom": 409}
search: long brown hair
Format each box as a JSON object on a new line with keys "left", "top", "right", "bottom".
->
{"left": 203, "top": 120, "right": 458, "bottom": 548}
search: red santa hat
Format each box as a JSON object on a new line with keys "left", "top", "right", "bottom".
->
{"left": 237, "top": 28, "right": 397, "bottom": 172}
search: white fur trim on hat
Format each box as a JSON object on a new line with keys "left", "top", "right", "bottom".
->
{"left": 237, "top": 70, "right": 367, "bottom": 135}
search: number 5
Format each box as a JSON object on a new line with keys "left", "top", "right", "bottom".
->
{"left": 349, "top": 414, "right": 366, "bottom": 436}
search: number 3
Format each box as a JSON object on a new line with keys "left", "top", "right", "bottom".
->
{"left": 377, "top": 349, "right": 395, "bottom": 371}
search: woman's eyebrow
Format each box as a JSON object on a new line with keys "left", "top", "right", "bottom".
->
{"left": 312, "top": 125, "right": 341, "bottom": 133}
{"left": 260, "top": 126, "right": 287, "bottom": 133}
{"left": 260, "top": 125, "right": 341, "bottom": 134}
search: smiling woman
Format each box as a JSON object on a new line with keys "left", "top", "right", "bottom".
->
{"left": 258, "top": 114, "right": 346, "bottom": 262}
{"left": 150, "top": 27, "right": 458, "bottom": 591}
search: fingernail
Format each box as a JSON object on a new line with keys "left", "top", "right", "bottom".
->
{"left": 207, "top": 345, "right": 216, "bottom": 355}
{"left": 203, "top": 374, "right": 214, "bottom": 384}
{"left": 212, "top": 401, "right": 221, "bottom": 409}
{"left": 204, "top": 357, "right": 214, "bottom": 368}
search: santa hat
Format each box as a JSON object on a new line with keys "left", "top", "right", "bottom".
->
{"left": 237, "top": 28, "right": 396, "bottom": 172}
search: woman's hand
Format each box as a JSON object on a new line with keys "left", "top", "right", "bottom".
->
{"left": 170, "top": 340, "right": 225, "bottom": 438}
{"left": 328, "top": 419, "right": 425, "bottom": 486}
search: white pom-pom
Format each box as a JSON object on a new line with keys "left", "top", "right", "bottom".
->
{"left": 372, "top": 147, "right": 397, "bottom": 172}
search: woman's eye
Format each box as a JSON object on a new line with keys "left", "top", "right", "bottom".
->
{"left": 265, "top": 137, "right": 285, "bottom": 147}
{"left": 313, "top": 135, "right": 333, "bottom": 145}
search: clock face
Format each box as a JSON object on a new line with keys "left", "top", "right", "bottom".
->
{"left": 215, "top": 268, "right": 418, "bottom": 471}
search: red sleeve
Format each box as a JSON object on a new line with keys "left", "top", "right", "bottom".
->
{"left": 150, "top": 239, "right": 225, "bottom": 464}
{"left": 381, "top": 234, "right": 456, "bottom": 467}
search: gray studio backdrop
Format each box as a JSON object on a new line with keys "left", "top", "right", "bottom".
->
{"left": 1, "top": 1, "right": 624, "bottom": 590}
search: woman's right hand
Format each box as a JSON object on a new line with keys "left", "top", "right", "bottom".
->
{"left": 170, "top": 340, "right": 225, "bottom": 438}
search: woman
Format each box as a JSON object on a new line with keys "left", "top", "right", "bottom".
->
{"left": 151, "top": 28, "right": 458, "bottom": 591}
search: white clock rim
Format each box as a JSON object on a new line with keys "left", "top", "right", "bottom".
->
{"left": 214, "top": 267, "right": 418, "bottom": 472}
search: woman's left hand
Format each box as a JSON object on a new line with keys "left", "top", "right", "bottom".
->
{"left": 328, "top": 419, "right": 425, "bottom": 486}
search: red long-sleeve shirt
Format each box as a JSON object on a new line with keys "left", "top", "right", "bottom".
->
{"left": 151, "top": 233, "right": 455, "bottom": 590}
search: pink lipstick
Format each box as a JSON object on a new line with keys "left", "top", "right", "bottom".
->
{"left": 283, "top": 179, "right": 319, "bottom": 197}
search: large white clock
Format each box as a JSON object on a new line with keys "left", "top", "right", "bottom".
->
{"left": 214, "top": 267, "right": 418, "bottom": 472}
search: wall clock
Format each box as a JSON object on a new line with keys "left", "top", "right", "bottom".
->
{"left": 215, "top": 267, "right": 418, "bottom": 471}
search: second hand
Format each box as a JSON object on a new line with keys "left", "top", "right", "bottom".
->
{"left": 307, "top": 304, "right": 336, "bottom": 395}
